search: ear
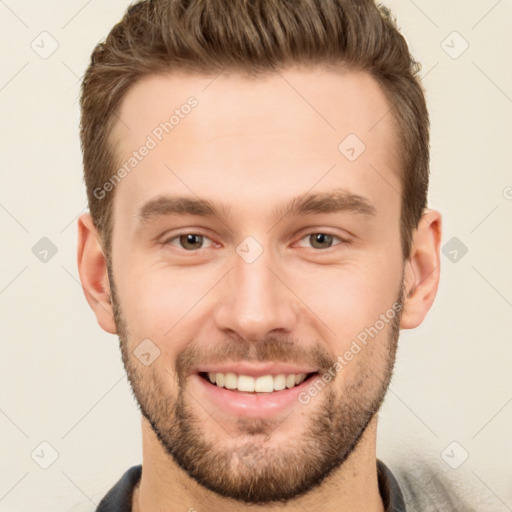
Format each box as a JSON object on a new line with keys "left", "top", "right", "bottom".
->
{"left": 400, "top": 209, "right": 442, "bottom": 329}
{"left": 77, "top": 213, "right": 117, "bottom": 334}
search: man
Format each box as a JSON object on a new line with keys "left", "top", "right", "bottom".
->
{"left": 76, "top": 0, "right": 442, "bottom": 510}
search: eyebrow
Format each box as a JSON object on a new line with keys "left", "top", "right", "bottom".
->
{"left": 136, "top": 188, "right": 376, "bottom": 226}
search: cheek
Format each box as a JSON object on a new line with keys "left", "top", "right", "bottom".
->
{"left": 124, "top": 282, "right": 170, "bottom": 332}
{"left": 116, "top": 267, "right": 211, "bottom": 355}
{"left": 289, "top": 258, "right": 402, "bottom": 348}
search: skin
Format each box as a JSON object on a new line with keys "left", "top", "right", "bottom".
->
{"left": 77, "top": 66, "right": 441, "bottom": 512}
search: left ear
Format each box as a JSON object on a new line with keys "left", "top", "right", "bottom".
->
{"left": 401, "top": 209, "right": 442, "bottom": 329}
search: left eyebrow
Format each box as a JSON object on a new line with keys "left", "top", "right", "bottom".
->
{"left": 272, "top": 188, "right": 377, "bottom": 219}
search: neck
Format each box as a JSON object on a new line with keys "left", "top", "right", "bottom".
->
{"left": 132, "top": 415, "right": 385, "bottom": 512}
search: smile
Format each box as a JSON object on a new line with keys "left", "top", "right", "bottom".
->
{"left": 200, "top": 371, "right": 315, "bottom": 393}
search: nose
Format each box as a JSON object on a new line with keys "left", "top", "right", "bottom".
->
{"left": 213, "top": 243, "right": 299, "bottom": 342}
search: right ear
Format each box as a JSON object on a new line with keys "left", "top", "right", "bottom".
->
{"left": 77, "top": 213, "right": 117, "bottom": 334}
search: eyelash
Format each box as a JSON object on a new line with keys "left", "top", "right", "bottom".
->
{"left": 162, "top": 231, "right": 348, "bottom": 251}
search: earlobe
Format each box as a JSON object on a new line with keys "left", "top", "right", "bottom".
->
{"left": 77, "top": 213, "right": 117, "bottom": 334}
{"left": 400, "top": 209, "right": 442, "bottom": 329}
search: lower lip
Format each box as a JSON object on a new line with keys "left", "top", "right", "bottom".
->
{"left": 192, "top": 373, "right": 316, "bottom": 418}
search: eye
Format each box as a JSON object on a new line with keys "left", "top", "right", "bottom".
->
{"left": 296, "top": 232, "right": 344, "bottom": 250}
{"left": 164, "top": 233, "right": 214, "bottom": 251}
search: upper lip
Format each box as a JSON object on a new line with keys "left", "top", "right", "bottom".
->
{"left": 194, "top": 362, "right": 318, "bottom": 378}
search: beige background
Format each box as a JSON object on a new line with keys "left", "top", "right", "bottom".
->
{"left": 0, "top": 0, "right": 511, "bottom": 510}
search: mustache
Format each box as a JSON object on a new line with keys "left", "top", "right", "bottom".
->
{"left": 175, "top": 336, "right": 336, "bottom": 381}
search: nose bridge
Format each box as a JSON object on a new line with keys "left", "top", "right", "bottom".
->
{"left": 213, "top": 241, "right": 297, "bottom": 339}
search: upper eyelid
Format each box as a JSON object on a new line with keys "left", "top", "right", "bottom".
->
{"left": 160, "top": 228, "right": 213, "bottom": 241}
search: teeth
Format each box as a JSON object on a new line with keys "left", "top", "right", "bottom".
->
{"left": 206, "top": 372, "right": 309, "bottom": 392}
{"left": 273, "top": 374, "right": 286, "bottom": 391}
{"left": 286, "top": 374, "right": 296, "bottom": 389}
{"left": 238, "top": 374, "right": 255, "bottom": 392}
{"left": 255, "top": 375, "right": 274, "bottom": 392}
{"left": 224, "top": 372, "right": 238, "bottom": 390}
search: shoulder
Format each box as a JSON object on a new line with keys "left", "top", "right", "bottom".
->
{"left": 388, "top": 461, "right": 479, "bottom": 512}
{"left": 95, "top": 465, "right": 142, "bottom": 512}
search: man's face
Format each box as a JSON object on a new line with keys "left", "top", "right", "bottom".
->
{"left": 107, "top": 67, "right": 405, "bottom": 503}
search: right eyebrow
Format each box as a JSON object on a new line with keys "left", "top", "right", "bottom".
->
{"left": 137, "top": 196, "right": 228, "bottom": 223}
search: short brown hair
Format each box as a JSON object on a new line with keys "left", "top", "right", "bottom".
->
{"left": 80, "top": 0, "right": 429, "bottom": 261}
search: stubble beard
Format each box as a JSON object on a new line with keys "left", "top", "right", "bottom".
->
{"left": 108, "top": 262, "right": 404, "bottom": 504}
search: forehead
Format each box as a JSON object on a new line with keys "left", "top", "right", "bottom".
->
{"left": 109, "top": 67, "right": 400, "bottom": 226}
